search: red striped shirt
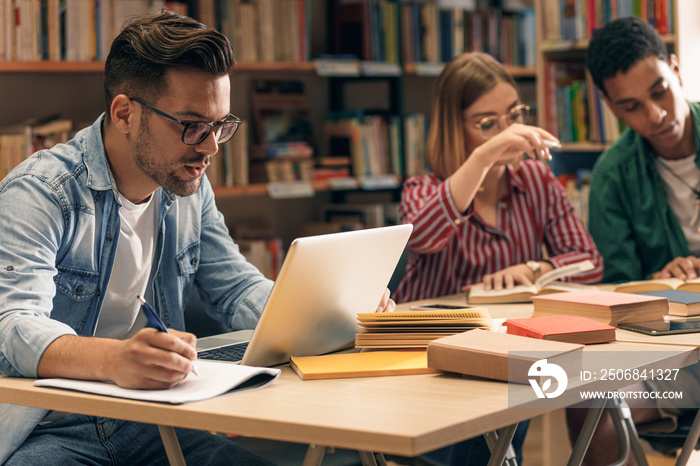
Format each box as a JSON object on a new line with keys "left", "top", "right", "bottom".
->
{"left": 393, "top": 160, "right": 603, "bottom": 303}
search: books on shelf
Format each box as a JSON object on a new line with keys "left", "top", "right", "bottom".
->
{"left": 427, "top": 328, "right": 584, "bottom": 384}
{"left": 355, "top": 308, "right": 494, "bottom": 349}
{"left": 531, "top": 290, "right": 669, "bottom": 326}
{"left": 323, "top": 112, "right": 402, "bottom": 179}
{"left": 208, "top": 120, "right": 249, "bottom": 188}
{"left": 613, "top": 278, "right": 700, "bottom": 294}
{"left": 399, "top": 2, "right": 535, "bottom": 67}
{"left": 540, "top": 0, "right": 673, "bottom": 43}
{"left": 1, "top": 0, "right": 170, "bottom": 62}
{"left": 466, "top": 260, "right": 596, "bottom": 304}
{"left": 636, "top": 290, "right": 700, "bottom": 317}
{"left": 332, "top": 0, "right": 399, "bottom": 63}
{"left": 290, "top": 349, "right": 437, "bottom": 380}
{"left": 34, "top": 360, "right": 280, "bottom": 404}
{"left": 321, "top": 202, "right": 386, "bottom": 229}
{"left": 504, "top": 315, "right": 616, "bottom": 344}
{"left": 236, "top": 237, "right": 284, "bottom": 280}
{"left": 0, "top": 116, "right": 73, "bottom": 179}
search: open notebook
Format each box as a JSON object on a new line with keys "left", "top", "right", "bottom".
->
{"left": 197, "top": 224, "right": 413, "bottom": 367}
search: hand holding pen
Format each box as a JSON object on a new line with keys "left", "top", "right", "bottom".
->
{"left": 138, "top": 296, "right": 200, "bottom": 377}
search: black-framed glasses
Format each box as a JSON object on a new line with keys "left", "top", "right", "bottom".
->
{"left": 471, "top": 104, "right": 530, "bottom": 139}
{"left": 129, "top": 97, "right": 241, "bottom": 145}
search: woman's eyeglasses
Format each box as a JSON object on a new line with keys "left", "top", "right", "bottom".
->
{"left": 129, "top": 97, "right": 241, "bottom": 145}
{"left": 472, "top": 104, "right": 530, "bottom": 139}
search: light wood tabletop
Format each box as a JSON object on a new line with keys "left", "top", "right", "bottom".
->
{"left": 0, "top": 341, "right": 696, "bottom": 460}
{"left": 2, "top": 292, "right": 698, "bottom": 465}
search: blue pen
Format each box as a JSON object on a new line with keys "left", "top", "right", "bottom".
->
{"left": 137, "top": 296, "right": 200, "bottom": 377}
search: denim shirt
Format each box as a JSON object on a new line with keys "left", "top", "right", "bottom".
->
{"left": 0, "top": 115, "right": 273, "bottom": 460}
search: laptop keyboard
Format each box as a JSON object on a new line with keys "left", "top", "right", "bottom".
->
{"left": 197, "top": 342, "right": 249, "bottom": 362}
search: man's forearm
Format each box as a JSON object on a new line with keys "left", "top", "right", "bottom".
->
{"left": 37, "top": 334, "right": 119, "bottom": 381}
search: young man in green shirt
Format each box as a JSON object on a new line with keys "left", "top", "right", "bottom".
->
{"left": 567, "top": 17, "right": 700, "bottom": 465}
{"left": 588, "top": 17, "right": 700, "bottom": 284}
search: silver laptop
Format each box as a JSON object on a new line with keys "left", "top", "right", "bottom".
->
{"left": 196, "top": 224, "right": 413, "bottom": 367}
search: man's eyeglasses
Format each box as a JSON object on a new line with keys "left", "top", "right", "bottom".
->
{"left": 129, "top": 97, "right": 241, "bottom": 145}
{"left": 471, "top": 104, "right": 530, "bottom": 139}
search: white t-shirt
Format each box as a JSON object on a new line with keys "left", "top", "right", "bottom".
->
{"left": 655, "top": 154, "right": 700, "bottom": 255}
{"left": 94, "top": 192, "right": 159, "bottom": 339}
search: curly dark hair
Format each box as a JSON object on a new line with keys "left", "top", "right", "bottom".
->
{"left": 586, "top": 17, "right": 668, "bottom": 95}
{"left": 103, "top": 10, "right": 235, "bottom": 118}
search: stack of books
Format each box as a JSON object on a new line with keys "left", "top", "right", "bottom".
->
{"left": 355, "top": 308, "right": 493, "bottom": 349}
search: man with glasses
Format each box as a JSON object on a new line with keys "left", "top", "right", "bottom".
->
{"left": 566, "top": 17, "right": 700, "bottom": 465}
{"left": 0, "top": 10, "right": 392, "bottom": 464}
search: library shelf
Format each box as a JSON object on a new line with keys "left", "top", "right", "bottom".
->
{"left": 403, "top": 62, "right": 536, "bottom": 79}
{"left": 235, "top": 61, "right": 316, "bottom": 73}
{"left": 540, "top": 34, "right": 677, "bottom": 54}
{"left": 0, "top": 61, "right": 105, "bottom": 73}
{"left": 213, "top": 180, "right": 330, "bottom": 198}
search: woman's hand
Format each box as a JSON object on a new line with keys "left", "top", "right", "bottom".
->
{"left": 481, "top": 264, "right": 534, "bottom": 291}
{"left": 481, "top": 261, "right": 554, "bottom": 291}
{"left": 469, "top": 123, "right": 559, "bottom": 171}
{"left": 374, "top": 288, "right": 396, "bottom": 313}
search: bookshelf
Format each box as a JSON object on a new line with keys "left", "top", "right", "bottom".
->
{"left": 534, "top": 0, "right": 680, "bottom": 151}
{"left": 0, "top": 0, "right": 564, "bottom": 247}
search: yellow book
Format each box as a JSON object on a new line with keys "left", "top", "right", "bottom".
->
{"left": 289, "top": 350, "right": 437, "bottom": 380}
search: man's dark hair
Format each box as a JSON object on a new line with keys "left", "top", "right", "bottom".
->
{"left": 586, "top": 17, "right": 668, "bottom": 95}
{"left": 103, "top": 10, "right": 235, "bottom": 118}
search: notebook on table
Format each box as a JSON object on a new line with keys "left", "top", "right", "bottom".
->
{"left": 196, "top": 224, "right": 413, "bottom": 367}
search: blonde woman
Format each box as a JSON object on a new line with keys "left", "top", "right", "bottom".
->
{"left": 394, "top": 52, "right": 603, "bottom": 304}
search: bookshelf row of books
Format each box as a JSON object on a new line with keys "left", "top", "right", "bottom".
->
{"left": 332, "top": 0, "right": 399, "bottom": 63}
{"left": 543, "top": 61, "right": 624, "bottom": 144}
{"left": 0, "top": 0, "right": 308, "bottom": 63}
{"left": 558, "top": 170, "right": 591, "bottom": 228}
{"left": 226, "top": 0, "right": 309, "bottom": 63}
{"left": 400, "top": 3, "right": 535, "bottom": 67}
{"left": 236, "top": 237, "right": 283, "bottom": 280}
{"left": 0, "top": 0, "right": 178, "bottom": 62}
{"left": 541, "top": 0, "right": 673, "bottom": 44}
{"left": 0, "top": 117, "right": 72, "bottom": 179}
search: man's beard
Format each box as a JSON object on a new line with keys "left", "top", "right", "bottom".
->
{"left": 134, "top": 119, "right": 202, "bottom": 197}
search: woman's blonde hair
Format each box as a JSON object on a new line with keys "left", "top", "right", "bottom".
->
{"left": 426, "top": 52, "right": 518, "bottom": 180}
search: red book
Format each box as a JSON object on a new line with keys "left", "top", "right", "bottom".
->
{"left": 504, "top": 315, "right": 616, "bottom": 344}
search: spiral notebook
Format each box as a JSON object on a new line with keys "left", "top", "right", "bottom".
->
{"left": 354, "top": 308, "right": 494, "bottom": 348}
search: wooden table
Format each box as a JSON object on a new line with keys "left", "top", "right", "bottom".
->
{"left": 0, "top": 339, "right": 696, "bottom": 466}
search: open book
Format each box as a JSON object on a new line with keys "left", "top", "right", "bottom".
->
{"left": 467, "top": 260, "right": 596, "bottom": 304}
{"left": 34, "top": 360, "right": 281, "bottom": 404}
{"left": 614, "top": 277, "right": 700, "bottom": 294}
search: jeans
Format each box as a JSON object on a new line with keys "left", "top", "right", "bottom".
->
{"left": 5, "top": 414, "right": 274, "bottom": 466}
{"left": 420, "top": 420, "right": 530, "bottom": 466}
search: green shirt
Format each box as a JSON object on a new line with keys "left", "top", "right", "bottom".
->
{"left": 589, "top": 101, "right": 700, "bottom": 283}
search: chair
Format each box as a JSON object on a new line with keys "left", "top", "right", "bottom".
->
{"left": 637, "top": 410, "right": 700, "bottom": 465}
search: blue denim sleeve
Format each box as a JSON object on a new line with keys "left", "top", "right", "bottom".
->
{"left": 0, "top": 174, "right": 77, "bottom": 377}
{"left": 193, "top": 177, "right": 274, "bottom": 331}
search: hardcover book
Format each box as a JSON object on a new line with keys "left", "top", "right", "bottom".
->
{"left": 531, "top": 290, "right": 669, "bottom": 326}
{"left": 636, "top": 289, "right": 700, "bottom": 317}
{"left": 427, "top": 329, "right": 583, "bottom": 384}
{"left": 503, "top": 315, "right": 616, "bottom": 344}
